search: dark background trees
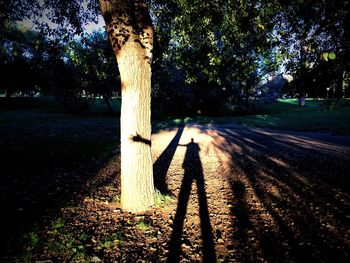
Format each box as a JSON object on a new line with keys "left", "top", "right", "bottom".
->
{"left": 1, "top": 0, "right": 349, "bottom": 113}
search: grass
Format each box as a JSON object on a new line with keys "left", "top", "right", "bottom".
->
{"left": 45, "top": 217, "right": 89, "bottom": 261}
{"left": 154, "top": 190, "right": 173, "bottom": 207}
{"left": 137, "top": 221, "right": 150, "bottom": 231}
{"left": 234, "top": 99, "right": 350, "bottom": 134}
{"left": 0, "top": 96, "right": 121, "bottom": 113}
{"left": 184, "top": 99, "right": 350, "bottom": 135}
{"left": 0, "top": 96, "right": 63, "bottom": 111}
{"left": 2, "top": 96, "right": 350, "bottom": 136}
{"left": 0, "top": 97, "right": 121, "bottom": 261}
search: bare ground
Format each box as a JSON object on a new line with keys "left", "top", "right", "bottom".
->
{"left": 1, "top": 115, "right": 350, "bottom": 262}
{"left": 151, "top": 123, "right": 350, "bottom": 262}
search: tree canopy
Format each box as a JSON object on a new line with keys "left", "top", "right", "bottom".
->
{"left": 1, "top": 0, "right": 349, "bottom": 106}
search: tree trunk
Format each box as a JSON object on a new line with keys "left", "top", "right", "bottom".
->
{"left": 99, "top": 0, "right": 154, "bottom": 212}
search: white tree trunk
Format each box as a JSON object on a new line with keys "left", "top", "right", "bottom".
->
{"left": 119, "top": 37, "right": 154, "bottom": 212}
{"left": 100, "top": 0, "right": 154, "bottom": 212}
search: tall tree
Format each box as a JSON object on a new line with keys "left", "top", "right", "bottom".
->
{"left": 1, "top": 0, "right": 155, "bottom": 212}
{"left": 99, "top": 0, "right": 154, "bottom": 212}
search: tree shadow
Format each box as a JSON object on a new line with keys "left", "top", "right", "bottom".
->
{"left": 167, "top": 138, "right": 216, "bottom": 262}
{"left": 153, "top": 122, "right": 184, "bottom": 194}
{"left": 206, "top": 126, "right": 350, "bottom": 262}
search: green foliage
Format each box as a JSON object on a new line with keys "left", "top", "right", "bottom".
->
{"left": 154, "top": 189, "right": 172, "bottom": 207}
{"left": 322, "top": 52, "right": 329, "bottom": 61}
{"left": 18, "top": 217, "right": 90, "bottom": 262}
{"left": 79, "top": 232, "right": 89, "bottom": 242}
{"left": 137, "top": 221, "right": 150, "bottom": 231}
{"left": 328, "top": 52, "right": 336, "bottom": 60}
{"left": 97, "top": 232, "right": 123, "bottom": 250}
{"left": 2, "top": 0, "right": 349, "bottom": 114}
{"left": 46, "top": 217, "right": 89, "bottom": 261}
{"left": 150, "top": 0, "right": 284, "bottom": 115}
{"left": 113, "top": 194, "right": 121, "bottom": 203}
{"left": 23, "top": 231, "right": 41, "bottom": 254}
{"left": 52, "top": 218, "right": 65, "bottom": 231}
{"left": 0, "top": 22, "right": 119, "bottom": 113}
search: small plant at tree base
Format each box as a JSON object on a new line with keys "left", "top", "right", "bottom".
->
{"left": 137, "top": 221, "right": 150, "bottom": 231}
{"left": 154, "top": 189, "right": 172, "bottom": 207}
{"left": 113, "top": 194, "right": 121, "bottom": 203}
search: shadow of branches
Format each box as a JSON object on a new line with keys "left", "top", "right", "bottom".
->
{"left": 204, "top": 125, "right": 350, "bottom": 262}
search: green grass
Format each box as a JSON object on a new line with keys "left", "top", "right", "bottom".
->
{"left": 176, "top": 99, "right": 350, "bottom": 135}
{"left": 0, "top": 139, "right": 117, "bottom": 176}
{"left": 0, "top": 96, "right": 63, "bottom": 111}
{"left": 137, "top": 221, "right": 150, "bottom": 231}
{"left": 233, "top": 99, "right": 350, "bottom": 134}
{"left": 0, "top": 96, "right": 121, "bottom": 113}
{"left": 86, "top": 97, "right": 121, "bottom": 113}
{"left": 2, "top": 96, "right": 350, "bottom": 136}
{"left": 154, "top": 190, "right": 173, "bottom": 207}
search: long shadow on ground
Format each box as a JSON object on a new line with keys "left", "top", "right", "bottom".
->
{"left": 167, "top": 138, "right": 216, "bottom": 263}
{"left": 153, "top": 122, "right": 184, "bottom": 194}
{"left": 206, "top": 126, "right": 350, "bottom": 262}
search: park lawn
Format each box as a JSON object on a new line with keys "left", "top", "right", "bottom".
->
{"left": 235, "top": 99, "right": 350, "bottom": 134}
{"left": 0, "top": 96, "right": 121, "bottom": 114}
{"left": 189, "top": 99, "right": 350, "bottom": 135}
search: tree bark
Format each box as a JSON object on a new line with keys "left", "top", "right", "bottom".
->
{"left": 99, "top": 0, "right": 154, "bottom": 212}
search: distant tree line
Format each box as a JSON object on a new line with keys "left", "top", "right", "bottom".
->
{"left": 0, "top": 23, "right": 119, "bottom": 112}
{"left": 1, "top": 0, "right": 349, "bottom": 114}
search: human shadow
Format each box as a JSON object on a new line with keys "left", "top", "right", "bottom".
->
{"left": 153, "top": 122, "right": 184, "bottom": 194}
{"left": 167, "top": 138, "right": 216, "bottom": 263}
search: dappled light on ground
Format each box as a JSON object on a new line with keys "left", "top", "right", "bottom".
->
{"left": 151, "top": 123, "right": 350, "bottom": 262}
{"left": 1, "top": 116, "right": 350, "bottom": 262}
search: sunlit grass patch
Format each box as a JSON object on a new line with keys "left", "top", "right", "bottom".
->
{"left": 113, "top": 194, "right": 121, "bottom": 203}
{"left": 234, "top": 99, "right": 350, "bottom": 134}
{"left": 154, "top": 189, "right": 173, "bottom": 207}
{"left": 137, "top": 221, "right": 150, "bottom": 231}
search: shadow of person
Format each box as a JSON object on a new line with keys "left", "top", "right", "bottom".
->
{"left": 153, "top": 122, "right": 184, "bottom": 194}
{"left": 167, "top": 138, "right": 216, "bottom": 263}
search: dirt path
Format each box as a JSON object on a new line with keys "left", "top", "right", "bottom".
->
{"left": 152, "top": 125, "right": 235, "bottom": 261}
{"left": 151, "top": 123, "right": 350, "bottom": 262}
